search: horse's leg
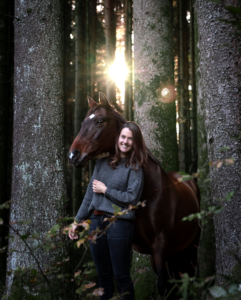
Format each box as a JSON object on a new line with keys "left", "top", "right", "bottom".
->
{"left": 151, "top": 234, "right": 169, "bottom": 298}
{"left": 150, "top": 254, "right": 157, "bottom": 274}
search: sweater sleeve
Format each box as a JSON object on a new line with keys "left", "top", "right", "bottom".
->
{"left": 75, "top": 160, "right": 99, "bottom": 222}
{"left": 104, "top": 167, "right": 143, "bottom": 207}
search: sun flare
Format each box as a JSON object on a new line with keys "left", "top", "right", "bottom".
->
{"left": 108, "top": 57, "right": 128, "bottom": 104}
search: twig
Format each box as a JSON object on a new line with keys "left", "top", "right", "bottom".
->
{"left": 7, "top": 224, "right": 55, "bottom": 300}
{"left": 4, "top": 14, "right": 21, "bottom": 21}
{"left": 74, "top": 244, "right": 89, "bottom": 272}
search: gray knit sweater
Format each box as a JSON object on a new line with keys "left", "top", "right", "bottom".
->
{"left": 75, "top": 157, "right": 144, "bottom": 221}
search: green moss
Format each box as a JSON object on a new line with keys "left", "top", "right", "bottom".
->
{"left": 149, "top": 102, "right": 178, "bottom": 172}
{"left": 134, "top": 79, "right": 145, "bottom": 107}
{"left": 194, "top": 10, "right": 216, "bottom": 278}
{"left": 131, "top": 253, "right": 158, "bottom": 300}
{"left": 231, "top": 261, "right": 241, "bottom": 283}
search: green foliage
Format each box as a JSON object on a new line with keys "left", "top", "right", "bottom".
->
{"left": 1, "top": 201, "right": 145, "bottom": 299}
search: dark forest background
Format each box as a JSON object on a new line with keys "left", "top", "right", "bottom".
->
{"left": 0, "top": 0, "right": 241, "bottom": 299}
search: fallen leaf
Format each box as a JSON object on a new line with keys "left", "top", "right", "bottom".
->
{"left": 216, "top": 161, "right": 223, "bottom": 168}
{"left": 225, "top": 158, "right": 234, "bottom": 165}
{"left": 84, "top": 282, "right": 96, "bottom": 289}
{"left": 93, "top": 287, "right": 104, "bottom": 296}
{"left": 77, "top": 238, "right": 86, "bottom": 248}
{"left": 74, "top": 270, "right": 81, "bottom": 278}
{"left": 30, "top": 277, "right": 37, "bottom": 283}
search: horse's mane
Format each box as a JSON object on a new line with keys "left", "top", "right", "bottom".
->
{"left": 147, "top": 150, "right": 162, "bottom": 169}
{"left": 89, "top": 103, "right": 162, "bottom": 169}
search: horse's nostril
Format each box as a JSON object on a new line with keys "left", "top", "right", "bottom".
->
{"left": 68, "top": 150, "right": 80, "bottom": 161}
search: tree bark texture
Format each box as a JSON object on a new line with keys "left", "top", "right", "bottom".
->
{"left": 194, "top": 6, "right": 215, "bottom": 278}
{"left": 105, "top": 0, "right": 116, "bottom": 104}
{"left": 133, "top": 0, "right": 178, "bottom": 172}
{"left": 124, "top": 0, "right": 133, "bottom": 121}
{"left": 89, "top": 0, "right": 97, "bottom": 99}
{"left": 6, "top": 0, "right": 67, "bottom": 290}
{"left": 132, "top": 0, "right": 178, "bottom": 298}
{"left": 189, "top": 0, "right": 198, "bottom": 174}
{"left": 178, "top": 0, "right": 191, "bottom": 173}
{"left": 195, "top": 0, "right": 241, "bottom": 284}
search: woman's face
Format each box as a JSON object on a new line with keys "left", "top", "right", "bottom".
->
{"left": 118, "top": 128, "right": 133, "bottom": 157}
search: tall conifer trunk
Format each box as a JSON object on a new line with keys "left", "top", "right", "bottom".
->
{"left": 73, "top": 0, "right": 88, "bottom": 215}
{"left": 194, "top": 4, "right": 215, "bottom": 278}
{"left": 89, "top": 0, "right": 97, "bottom": 99}
{"left": 64, "top": 0, "right": 75, "bottom": 212}
{"left": 132, "top": 0, "right": 178, "bottom": 298}
{"left": 189, "top": 0, "right": 197, "bottom": 174}
{"left": 195, "top": 0, "right": 241, "bottom": 284}
{"left": 105, "top": 0, "right": 116, "bottom": 104}
{"left": 124, "top": 0, "right": 133, "bottom": 121}
{"left": 133, "top": 0, "right": 178, "bottom": 170}
{"left": 6, "top": 0, "right": 67, "bottom": 291}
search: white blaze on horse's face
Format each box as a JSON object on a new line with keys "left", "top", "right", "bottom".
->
{"left": 89, "top": 114, "right": 95, "bottom": 119}
{"left": 69, "top": 152, "right": 74, "bottom": 159}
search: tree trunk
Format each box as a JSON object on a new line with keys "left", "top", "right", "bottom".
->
{"left": 195, "top": 0, "right": 241, "bottom": 285}
{"left": 64, "top": 0, "right": 75, "bottom": 214}
{"left": 133, "top": 0, "right": 178, "bottom": 171}
{"left": 132, "top": 0, "right": 178, "bottom": 298}
{"left": 73, "top": 0, "right": 88, "bottom": 215}
{"left": 124, "top": 0, "right": 133, "bottom": 121}
{"left": 105, "top": 0, "right": 116, "bottom": 104}
{"left": 0, "top": 0, "right": 14, "bottom": 285}
{"left": 194, "top": 4, "right": 215, "bottom": 278}
{"left": 89, "top": 0, "right": 97, "bottom": 99}
{"left": 178, "top": 0, "right": 191, "bottom": 173}
{"left": 189, "top": 0, "right": 197, "bottom": 174}
{"left": 6, "top": 0, "right": 67, "bottom": 292}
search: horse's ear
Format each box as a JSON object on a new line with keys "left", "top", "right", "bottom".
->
{"left": 99, "top": 93, "right": 111, "bottom": 107}
{"left": 87, "top": 95, "right": 98, "bottom": 108}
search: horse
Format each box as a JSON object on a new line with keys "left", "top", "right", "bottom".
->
{"left": 68, "top": 93, "right": 200, "bottom": 296}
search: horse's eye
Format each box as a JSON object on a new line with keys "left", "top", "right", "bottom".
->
{"left": 97, "top": 120, "right": 104, "bottom": 126}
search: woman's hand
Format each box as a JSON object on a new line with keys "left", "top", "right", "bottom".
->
{"left": 93, "top": 180, "right": 107, "bottom": 194}
{"left": 68, "top": 223, "right": 79, "bottom": 240}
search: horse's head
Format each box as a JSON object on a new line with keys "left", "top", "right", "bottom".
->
{"left": 68, "top": 93, "right": 126, "bottom": 168}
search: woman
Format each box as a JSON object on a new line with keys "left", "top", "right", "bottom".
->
{"left": 69, "top": 122, "right": 147, "bottom": 300}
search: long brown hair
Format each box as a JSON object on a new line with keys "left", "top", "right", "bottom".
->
{"left": 109, "top": 122, "right": 148, "bottom": 170}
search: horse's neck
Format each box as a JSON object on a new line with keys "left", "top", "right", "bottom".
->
{"left": 113, "top": 110, "right": 126, "bottom": 129}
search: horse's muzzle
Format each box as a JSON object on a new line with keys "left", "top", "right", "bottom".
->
{"left": 68, "top": 151, "right": 88, "bottom": 168}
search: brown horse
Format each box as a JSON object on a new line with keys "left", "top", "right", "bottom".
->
{"left": 68, "top": 93, "right": 200, "bottom": 296}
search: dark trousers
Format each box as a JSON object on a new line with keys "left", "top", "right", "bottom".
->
{"left": 89, "top": 214, "right": 135, "bottom": 300}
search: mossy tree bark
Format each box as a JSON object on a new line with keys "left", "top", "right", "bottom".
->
{"left": 124, "top": 0, "right": 133, "bottom": 121}
{"left": 189, "top": 0, "right": 197, "bottom": 174}
{"left": 6, "top": 0, "right": 67, "bottom": 291}
{"left": 133, "top": 0, "right": 178, "bottom": 170}
{"left": 194, "top": 5, "right": 215, "bottom": 278}
{"left": 178, "top": 0, "right": 191, "bottom": 173}
{"left": 132, "top": 0, "right": 178, "bottom": 298}
{"left": 195, "top": 0, "right": 241, "bottom": 284}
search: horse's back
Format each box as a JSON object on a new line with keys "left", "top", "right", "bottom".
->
{"left": 167, "top": 171, "right": 200, "bottom": 208}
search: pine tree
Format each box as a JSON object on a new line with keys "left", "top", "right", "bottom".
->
{"left": 195, "top": 0, "right": 241, "bottom": 284}
{"left": 6, "top": 0, "right": 67, "bottom": 291}
{"left": 132, "top": 0, "right": 178, "bottom": 298}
